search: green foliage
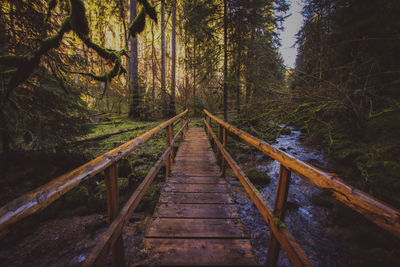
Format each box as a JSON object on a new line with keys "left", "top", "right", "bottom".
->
{"left": 136, "top": 185, "right": 159, "bottom": 212}
{"left": 272, "top": 217, "right": 286, "bottom": 229}
{"left": 65, "top": 185, "right": 89, "bottom": 206}
{"left": 245, "top": 168, "right": 271, "bottom": 185}
{"left": 118, "top": 177, "right": 129, "bottom": 192}
{"left": 6, "top": 70, "right": 90, "bottom": 150}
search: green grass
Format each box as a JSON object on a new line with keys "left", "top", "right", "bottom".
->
{"left": 75, "top": 119, "right": 162, "bottom": 158}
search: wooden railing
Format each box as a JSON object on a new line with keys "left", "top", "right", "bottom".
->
{"left": 203, "top": 109, "right": 400, "bottom": 267}
{"left": 0, "top": 109, "right": 189, "bottom": 266}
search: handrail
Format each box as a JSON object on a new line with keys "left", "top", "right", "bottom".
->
{"left": 204, "top": 109, "right": 400, "bottom": 238}
{"left": 204, "top": 119, "right": 313, "bottom": 267}
{"left": 0, "top": 109, "right": 189, "bottom": 236}
{"left": 83, "top": 120, "right": 189, "bottom": 266}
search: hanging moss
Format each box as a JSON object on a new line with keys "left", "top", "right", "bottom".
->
{"left": 129, "top": 7, "right": 146, "bottom": 39}
{"left": 3, "top": 16, "right": 72, "bottom": 92}
{"left": 37, "top": 20, "right": 70, "bottom": 55}
{"left": 69, "top": 0, "right": 89, "bottom": 38}
{"left": 82, "top": 37, "right": 119, "bottom": 61}
{"left": 0, "top": 0, "right": 126, "bottom": 93}
{"left": 139, "top": 0, "right": 157, "bottom": 23}
{"left": 61, "top": 61, "right": 126, "bottom": 83}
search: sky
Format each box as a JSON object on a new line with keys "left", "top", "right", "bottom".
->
{"left": 278, "top": 0, "right": 304, "bottom": 69}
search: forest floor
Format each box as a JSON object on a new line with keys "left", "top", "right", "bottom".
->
{"left": 0, "top": 114, "right": 173, "bottom": 266}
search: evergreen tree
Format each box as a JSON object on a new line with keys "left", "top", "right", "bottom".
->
{"left": 291, "top": 0, "right": 400, "bottom": 206}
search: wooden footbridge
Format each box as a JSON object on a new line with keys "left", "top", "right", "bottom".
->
{"left": 0, "top": 109, "right": 399, "bottom": 266}
{"left": 142, "top": 127, "right": 257, "bottom": 265}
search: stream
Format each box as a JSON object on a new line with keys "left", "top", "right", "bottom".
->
{"left": 226, "top": 125, "right": 351, "bottom": 266}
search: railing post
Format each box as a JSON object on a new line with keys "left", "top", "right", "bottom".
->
{"left": 169, "top": 124, "right": 174, "bottom": 169}
{"left": 266, "top": 164, "right": 291, "bottom": 267}
{"left": 203, "top": 113, "right": 207, "bottom": 132}
{"left": 217, "top": 125, "right": 222, "bottom": 166}
{"left": 180, "top": 119, "right": 184, "bottom": 143}
{"left": 105, "top": 164, "right": 125, "bottom": 267}
{"left": 209, "top": 116, "right": 213, "bottom": 142}
{"left": 221, "top": 127, "right": 226, "bottom": 177}
{"left": 166, "top": 126, "right": 171, "bottom": 178}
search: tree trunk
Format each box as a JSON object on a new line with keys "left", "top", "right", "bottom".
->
{"left": 161, "top": 0, "right": 168, "bottom": 117}
{"left": 151, "top": 21, "right": 157, "bottom": 102}
{"left": 183, "top": 29, "right": 189, "bottom": 111}
{"left": 193, "top": 37, "right": 196, "bottom": 115}
{"left": 170, "top": 0, "right": 177, "bottom": 116}
{"left": 129, "top": 0, "right": 140, "bottom": 119}
{"left": 236, "top": 45, "right": 241, "bottom": 114}
{"left": 223, "top": 0, "right": 228, "bottom": 121}
{"left": 245, "top": 31, "right": 254, "bottom": 105}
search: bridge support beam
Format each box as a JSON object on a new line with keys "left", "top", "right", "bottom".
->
{"left": 217, "top": 125, "right": 222, "bottom": 166}
{"left": 105, "top": 164, "right": 125, "bottom": 267}
{"left": 266, "top": 164, "right": 291, "bottom": 267}
{"left": 221, "top": 127, "right": 226, "bottom": 177}
{"left": 166, "top": 124, "right": 173, "bottom": 178}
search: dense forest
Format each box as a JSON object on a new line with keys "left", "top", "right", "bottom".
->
{"left": 0, "top": 0, "right": 399, "bottom": 266}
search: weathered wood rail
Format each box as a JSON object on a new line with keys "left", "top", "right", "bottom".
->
{"left": 203, "top": 109, "right": 400, "bottom": 267}
{"left": 0, "top": 109, "right": 189, "bottom": 266}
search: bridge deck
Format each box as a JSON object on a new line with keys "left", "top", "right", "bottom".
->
{"left": 140, "top": 128, "right": 258, "bottom": 266}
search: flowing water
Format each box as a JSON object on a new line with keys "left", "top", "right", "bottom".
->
{"left": 226, "top": 125, "right": 351, "bottom": 266}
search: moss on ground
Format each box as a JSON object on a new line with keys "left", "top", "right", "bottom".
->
{"left": 245, "top": 168, "right": 271, "bottom": 185}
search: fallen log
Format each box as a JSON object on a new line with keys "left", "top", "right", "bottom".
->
{"left": 66, "top": 125, "right": 147, "bottom": 145}
{"left": 112, "top": 135, "right": 137, "bottom": 145}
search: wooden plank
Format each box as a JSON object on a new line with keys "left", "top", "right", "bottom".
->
{"left": 162, "top": 183, "right": 227, "bottom": 193}
{"left": 156, "top": 203, "right": 239, "bottom": 219}
{"left": 159, "top": 192, "right": 234, "bottom": 204}
{"left": 167, "top": 176, "right": 225, "bottom": 184}
{"left": 174, "top": 156, "right": 216, "bottom": 161}
{"left": 173, "top": 159, "right": 217, "bottom": 164}
{"left": 170, "top": 171, "right": 221, "bottom": 177}
{"left": 174, "top": 156, "right": 215, "bottom": 161}
{"left": 146, "top": 218, "right": 247, "bottom": 238}
{"left": 172, "top": 162, "right": 219, "bottom": 169}
{"left": 171, "top": 167, "right": 220, "bottom": 173}
{"left": 204, "top": 109, "right": 400, "bottom": 238}
{"left": 141, "top": 239, "right": 258, "bottom": 266}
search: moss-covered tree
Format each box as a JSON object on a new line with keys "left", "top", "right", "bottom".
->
{"left": 0, "top": 0, "right": 157, "bottom": 151}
